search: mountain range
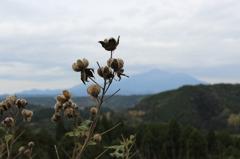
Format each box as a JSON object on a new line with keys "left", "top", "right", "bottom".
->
{"left": 1, "top": 69, "right": 208, "bottom": 97}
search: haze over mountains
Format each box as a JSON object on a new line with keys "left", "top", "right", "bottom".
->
{"left": 2, "top": 69, "right": 208, "bottom": 97}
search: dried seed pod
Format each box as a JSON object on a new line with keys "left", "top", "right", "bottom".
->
{"left": 16, "top": 99, "right": 28, "bottom": 109}
{"left": 6, "top": 95, "right": 17, "bottom": 103}
{"left": 56, "top": 95, "right": 68, "bottom": 104}
{"left": 87, "top": 84, "right": 101, "bottom": 99}
{"left": 107, "top": 58, "right": 124, "bottom": 70}
{"left": 22, "top": 109, "right": 33, "bottom": 122}
{"left": 81, "top": 131, "right": 89, "bottom": 138}
{"left": 24, "top": 149, "right": 30, "bottom": 155}
{"left": 64, "top": 108, "right": 75, "bottom": 119}
{"left": 62, "top": 90, "right": 72, "bottom": 100}
{"left": 19, "top": 146, "right": 25, "bottom": 153}
{"left": 54, "top": 102, "right": 63, "bottom": 112}
{"left": 93, "top": 134, "right": 102, "bottom": 142}
{"left": 72, "top": 62, "right": 81, "bottom": 72}
{"left": 28, "top": 141, "right": 35, "bottom": 147}
{"left": 97, "top": 66, "right": 113, "bottom": 79}
{"left": 2, "top": 117, "right": 15, "bottom": 127}
{"left": 0, "top": 102, "right": 4, "bottom": 114}
{"left": 51, "top": 113, "right": 61, "bottom": 123}
{"left": 98, "top": 36, "right": 120, "bottom": 51}
{"left": 90, "top": 107, "right": 98, "bottom": 115}
{"left": 72, "top": 58, "right": 89, "bottom": 72}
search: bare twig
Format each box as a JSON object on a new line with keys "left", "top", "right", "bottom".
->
{"left": 62, "top": 148, "right": 71, "bottom": 159}
{"left": 12, "top": 130, "right": 25, "bottom": 144}
{"left": 103, "top": 89, "right": 121, "bottom": 102}
{"left": 95, "top": 148, "right": 109, "bottom": 159}
{"left": 129, "top": 150, "right": 139, "bottom": 159}
{"left": 99, "top": 122, "right": 121, "bottom": 136}
{"left": 54, "top": 145, "right": 60, "bottom": 159}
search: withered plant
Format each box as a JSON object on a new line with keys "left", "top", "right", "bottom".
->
{"left": 0, "top": 95, "right": 34, "bottom": 159}
{"left": 51, "top": 36, "right": 139, "bottom": 159}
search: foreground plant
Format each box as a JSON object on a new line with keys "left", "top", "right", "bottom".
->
{"left": 0, "top": 95, "right": 33, "bottom": 159}
{"left": 51, "top": 36, "right": 137, "bottom": 159}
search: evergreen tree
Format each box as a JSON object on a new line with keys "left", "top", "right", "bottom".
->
{"left": 188, "top": 129, "right": 207, "bottom": 159}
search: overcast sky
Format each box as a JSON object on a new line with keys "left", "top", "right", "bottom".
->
{"left": 0, "top": 0, "right": 239, "bottom": 94}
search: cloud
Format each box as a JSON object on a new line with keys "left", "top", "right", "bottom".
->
{"left": 0, "top": 0, "right": 240, "bottom": 94}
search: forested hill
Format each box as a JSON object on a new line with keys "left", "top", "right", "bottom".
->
{"left": 131, "top": 84, "right": 240, "bottom": 130}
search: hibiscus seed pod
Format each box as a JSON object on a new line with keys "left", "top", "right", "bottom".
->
{"left": 51, "top": 113, "right": 61, "bottom": 123}
{"left": 107, "top": 58, "right": 124, "bottom": 70}
{"left": 22, "top": 109, "right": 33, "bottom": 117}
{"left": 2, "top": 117, "right": 15, "bottom": 127}
{"left": 97, "top": 66, "right": 113, "bottom": 79}
{"left": 54, "top": 102, "right": 63, "bottom": 112}
{"left": 28, "top": 141, "right": 35, "bottom": 147}
{"left": 16, "top": 99, "right": 28, "bottom": 109}
{"left": 81, "top": 131, "right": 89, "bottom": 138}
{"left": 93, "top": 134, "right": 102, "bottom": 142}
{"left": 98, "top": 36, "right": 120, "bottom": 51}
{"left": 19, "top": 146, "right": 25, "bottom": 153}
{"left": 72, "top": 62, "right": 81, "bottom": 72}
{"left": 22, "top": 109, "right": 33, "bottom": 122}
{"left": 56, "top": 95, "right": 68, "bottom": 104}
{"left": 62, "top": 90, "right": 72, "bottom": 100}
{"left": 64, "top": 108, "right": 75, "bottom": 118}
{"left": 87, "top": 84, "right": 101, "bottom": 99}
{"left": 90, "top": 107, "right": 98, "bottom": 115}
{"left": 24, "top": 149, "right": 30, "bottom": 155}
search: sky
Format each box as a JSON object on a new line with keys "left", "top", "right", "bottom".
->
{"left": 0, "top": 0, "right": 240, "bottom": 94}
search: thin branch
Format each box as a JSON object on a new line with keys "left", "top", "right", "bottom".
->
{"left": 54, "top": 145, "right": 60, "bottom": 159}
{"left": 12, "top": 130, "right": 25, "bottom": 144}
{"left": 89, "top": 77, "right": 103, "bottom": 89}
{"left": 99, "top": 122, "right": 121, "bottom": 136}
{"left": 62, "top": 148, "right": 71, "bottom": 159}
{"left": 129, "top": 150, "right": 139, "bottom": 159}
{"left": 95, "top": 148, "right": 109, "bottom": 159}
{"left": 103, "top": 89, "right": 120, "bottom": 102}
{"left": 128, "top": 137, "right": 136, "bottom": 151}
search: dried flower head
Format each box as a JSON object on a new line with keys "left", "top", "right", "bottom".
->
{"left": 87, "top": 84, "right": 101, "bottom": 99}
{"left": 90, "top": 107, "right": 98, "bottom": 115}
{"left": 72, "top": 58, "right": 94, "bottom": 85}
{"left": 24, "top": 149, "right": 30, "bottom": 155}
{"left": 98, "top": 36, "right": 120, "bottom": 51}
{"left": 19, "top": 146, "right": 25, "bottom": 153}
{"left": 2, "top": 117, "right": 15, "bottom": 127}
{"left": 28, "top": 141, "right": 35, "bottom": 147}
{"left": 62, "top": 90, "right": 72, "bottom": 99}
{"left": 0, "top": 102, "right": 5, "bottom": 114}
{"left": 97, "top": 66, "right": 113, "bottom": 79}
{"left": 54, "top": 102, "right": 63, "bottom": 112}
{"left": 64, "top": 108, "right": 75, "bottom": 119}
{"left": 22, "top": 109, "right": 33, "bottom": 122}
{"left": 6, "top": 95, "right": 17, "bottom": 106}
{"left": 72, "top": 58, "right": 89, "bottom": 72}
{"left": 51, "top": 113, "right": 61, "bottom": 123}
{"left": 93, "top": 134, "right": 102, "bottom": 142}
{"left": 81, "top": 131, "right": 89, "bottom": 138}
{"left": 107, "top": 58, "right": 124, "bottom": 70}
{"left": 16, "top": 99, "right": 28, "bottom": 109}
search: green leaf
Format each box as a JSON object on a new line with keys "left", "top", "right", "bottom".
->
{"left": 66, "top": 130, "right": 81, "bottom": 137}
{"left": 77, "top": 125, "right": 89, "bottom": 131}
{"left": 5, "top": 135, "right": 12, "bottom": 142}
{"left": 87, "top": 140, "right": 96, "bottom": 146}
{"left": 76, "top": 142, "right": 83, "bottom": 148}
{"left": 0, "top": 127, "right": 5, "bottom": 131}
{"left": 80, "top": 120, "right": 91, "bottom": 126}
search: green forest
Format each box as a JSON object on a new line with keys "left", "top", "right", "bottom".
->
{"left": 1, "top": 83, "right": 240, "bottom": 158}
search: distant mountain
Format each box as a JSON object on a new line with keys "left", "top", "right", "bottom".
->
{"left": 3, "top": 69, "right": 208, "bottom": 97}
